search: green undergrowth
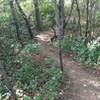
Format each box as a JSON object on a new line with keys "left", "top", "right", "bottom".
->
{"left": 0, "top": 42, "right": 69, "bottom": 100}
{"left": 61, "top": 35, "right": 100, "bottom": 69}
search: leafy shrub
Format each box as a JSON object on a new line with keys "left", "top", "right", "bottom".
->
{"left": 40, "top": 1, "right": 54, "bottom": 28}
{"left": 41, "top": 3, "right": 54, "bottom": 16}
{"left": 23, "top": 95, "right": 31, "bottom": 100}
{"left": 23, "top": 43, "right": 40, "bottom": 53}
{"left": 71, "top": 35, "right": 89, "bottom": 61}
{"left": 62, "top": 36, "right": 72, "bottom": 51}
{"left": 87, "top": 40, "right": 100, "bottom": 67}
{"left": 13, "top": 54, "right": 63, "bottom": 100}
{"left": 0, "top": 81, "right": 8, "bottom": 100}
{"left": 62, "top": 35, "right": 100, "bottom": 68}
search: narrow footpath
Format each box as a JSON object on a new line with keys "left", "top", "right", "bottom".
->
{"left": 36, "top": 32, "right": 100, "bottom": 100}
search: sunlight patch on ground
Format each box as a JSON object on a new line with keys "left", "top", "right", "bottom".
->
{"left": 89, "top": 80, "right": 100, "bottom": 87}
{"left": 80, "top": 78, "right": 100, "bottom": 89}
{"left": 36, "top": 34, "right": 51, "bottom": 42}
{"left": 36, "top": 31, "right": 54, "bottom": 42}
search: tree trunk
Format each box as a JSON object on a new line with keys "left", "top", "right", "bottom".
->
{"left": 54, "top": 0, "right": 64, "bottom": 72}
{"left": 59, "top": 0, "right": 65, "bottom": 36}
{"left": 91, "top": 1, "right": 96, "bottom": 33}
{"left": 85, "top": 0, "right": 89, "bottom": 45}
{"left": 0, "top": 63, "right": 17, "bottom": 100}
{"left": 10, "top": 0, "right": 23, "bottom": 46}
{"left": 15, "top": 0, "right": 33, "bottom": 39}
{"left": 84, "top": 0, "right": 89, "bottom": 61}
{"left": 75, "top": 0, "right": 81, "bottom": 35}
{"left": 34, "top": 0, "right": 42, "bottom": 31}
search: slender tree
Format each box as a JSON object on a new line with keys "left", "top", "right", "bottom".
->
{"left": 10, "top": 0, "right": 23, "bottom": 46}
{"left": 85, "top": 0, "right": 89, "bottom": 45}
{"left": 15, "top": 0, "right": 33, "bottom": 39}
{"left": 75, "top": 0, "right": 81, "bottom": 35}
{"left": 90, "top": 0, "right": 97, "bottom": 33}
{"left": 54, "top": 0, "right": 64, "bottom": 72}
{"left": 34, "top": 0, "right": 42, "bottom": 31}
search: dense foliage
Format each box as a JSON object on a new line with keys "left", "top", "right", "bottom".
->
{"left": 0, "top": 0, "right": 100, "bottom": 99}
{"left": 62, "top": 35, "right": 100, "bottom": 69}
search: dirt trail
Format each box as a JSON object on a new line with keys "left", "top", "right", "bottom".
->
{"left": 36, "top": 32, "right": 100, "bottom": 100}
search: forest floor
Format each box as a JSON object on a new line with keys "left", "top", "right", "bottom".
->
{"left": 35, "top": 31, "right": 100, "bottom": 100}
